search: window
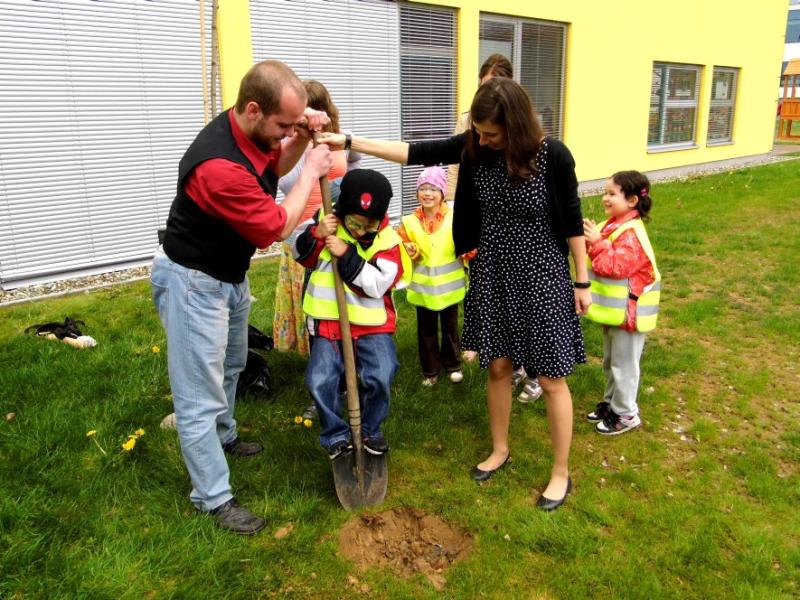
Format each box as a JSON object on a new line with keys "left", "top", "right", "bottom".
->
{"left": 399, "top": 3, "right": 457, "bottom": 214}
{"left": 250, "top": 0, "right": 404, "bottom": 219}
{"left": 786, "top": 11, "right": 800, "bottom": 43}
{"left": 480, "top": 15, "right": 567, "bottom": 140}
{"left": 707, "top": 67, "right": 739, "bottom": 144}
{"left": 648, "top": 63, "right": 702, "bottom": 149}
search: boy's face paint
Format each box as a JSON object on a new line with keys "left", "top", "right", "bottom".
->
{"left": 343, "top": 214, "right": 381, "bottom": 242}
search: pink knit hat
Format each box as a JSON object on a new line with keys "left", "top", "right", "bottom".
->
{"left": 416, "top": 166, "right": 447, "bottom": 196}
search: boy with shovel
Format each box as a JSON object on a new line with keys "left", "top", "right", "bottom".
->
{"left": 292, "top": 169, "right": 411, "bottom": 461}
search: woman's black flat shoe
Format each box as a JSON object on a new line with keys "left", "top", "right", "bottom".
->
{"left": 536, "top": 477, "right": 572, "bottom": 511}
{"left": 470, "top": 454, "right": 510, "bottom": 482}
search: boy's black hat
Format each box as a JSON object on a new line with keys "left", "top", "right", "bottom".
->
{"left": 334, "top": 169, "right": 393, "bottom": 221}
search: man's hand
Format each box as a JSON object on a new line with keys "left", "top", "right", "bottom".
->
{"left": 304, "top": 144, "right": 332, "bottom": 180}
{"left": 314, "top": 214, "right": 339, "bottom": 239}
{"left": 403, "top": 242, "right": 418, "bottom": 259}
{"left": 314, "top": 132, "right": 346, "bottom": 150}
{"left": 325, "top": 235, "right": 348, "bottom": 257}
{"left": 297, "top": 108, "right": 330, "bottom": 140}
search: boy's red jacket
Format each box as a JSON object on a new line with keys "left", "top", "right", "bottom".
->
{"left": 294, "top": 215, "right": 404, "bottom": 340}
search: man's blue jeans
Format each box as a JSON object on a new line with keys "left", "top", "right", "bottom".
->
{"left": 150, "top": 250, "right": 249, "bottom": 511}
{"left": 306, "top": 334, "right": 398, "bottom": 450}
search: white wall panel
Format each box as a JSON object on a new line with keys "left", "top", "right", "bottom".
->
{"left": 0, "top": 0, "right": 212, "bottom": 285}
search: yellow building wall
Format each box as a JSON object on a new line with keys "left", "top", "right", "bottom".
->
{"left": 216, "top": 0, "right": 253, "bottom": 109}
{"left": 416, "top": 0, "right": 787, "bottom": 180}
{"left": 217, "top": 0, "right": 787, "bottom": 181}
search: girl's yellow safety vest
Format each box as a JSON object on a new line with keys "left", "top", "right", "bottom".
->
{"left": 303, "top": 223, "right": 412, "bottom": 326}
{"left": 585, "top": 218, "right": 661, "bottom": 332}
{"left": 401, "top": 210, "right": 466, "bottom": 311}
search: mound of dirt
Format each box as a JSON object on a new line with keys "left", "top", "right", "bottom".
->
{"left": 339, "top": 506, "right": 473, "bottom": 591}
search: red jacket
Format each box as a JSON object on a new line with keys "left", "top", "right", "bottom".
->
{"left": 588, "top": 210, "right": 655, "bottom": 332}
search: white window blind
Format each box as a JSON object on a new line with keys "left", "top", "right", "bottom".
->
{"left": 0, "top": 0, "right": 214, "bottom": 286}
{"left": 648, "top": 62, "right": 702, "bottom": 149}
{"left": 249, "top": 0, "right": 403, "bottom": 220}
{"left": 399, "top": 2, "right": 457, "bottom": 214}
{"left": 479, "top": 15, "right": 567, "bottom": 140}
{"left": 707, "top": 67, "right": 738, "bottom": 144}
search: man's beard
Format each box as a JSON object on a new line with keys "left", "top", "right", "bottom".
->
{"left": 252, "top": 130, "right": 280, "bottom": 152}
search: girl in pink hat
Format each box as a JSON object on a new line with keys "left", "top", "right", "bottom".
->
{"left": 398, "top": 166, "right": 469, "bottom": 386}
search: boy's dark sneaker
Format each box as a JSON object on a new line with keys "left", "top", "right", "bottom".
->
{"left": 209, "top": 498, "right": 265, "bottom": 535}
{"left": 223, "top": 437, "right": 263, "bottom": 457}
{"left": 586, "top": 401, "right": 612, "bottom": 423}
{"left": 363, "top": 435, "right": 389, "bottom": 456}
{"left": 327, "top": 439, "right": 353, "bottom": 461}
{"left": 596, "top": 412, "right": 641, "bottom": 435}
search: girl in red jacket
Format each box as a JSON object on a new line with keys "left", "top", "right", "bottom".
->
{"left": 583, "top": 171, "right": 660, "bottom": 435}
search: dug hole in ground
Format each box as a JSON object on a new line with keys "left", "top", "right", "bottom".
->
{"left": 338, "top": 506, "right": 473, "bottom": 591}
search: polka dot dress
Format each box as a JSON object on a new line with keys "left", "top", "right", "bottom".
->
{"left": 462, "top": 140, "right": 586, "bottom": 378}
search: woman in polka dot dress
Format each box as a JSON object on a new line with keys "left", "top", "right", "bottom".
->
{"left": 317, "top": 77, "right": 592, "bottom": 511}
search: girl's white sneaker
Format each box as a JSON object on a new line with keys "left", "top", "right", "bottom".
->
{"left": 449, "top": 370, "right": 464, "bottom": 383}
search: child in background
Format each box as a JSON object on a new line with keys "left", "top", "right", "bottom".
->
{"left": 292, "top": 169, "right": 411, "bottom": 459}
{"left": 583, "top": 171, "right": 661, "bottom": 435}
{"left": 398, "top": 167, "right": 467, "bottom": 386}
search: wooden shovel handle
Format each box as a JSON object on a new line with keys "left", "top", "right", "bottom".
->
{"left": 314, "top": 137, "right": 363, "bottom": 452}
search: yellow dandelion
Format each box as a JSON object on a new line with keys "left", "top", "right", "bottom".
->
{"left": 303, "top": 419, "right": 313, "bottom": 428}
{"left": 152, "top": 345, "right": 160, "bottom": 354}
{"left": 86, "top": 430, "right": 97, "bottom": 438}
{"left": 121, "top": 438, "right": 136, "bottom": 452}
{"left": 293, "top": 416, "right": 303, "bottom": 424}
{"left": 134, "top": 428, "right": 145, "bottom": 437}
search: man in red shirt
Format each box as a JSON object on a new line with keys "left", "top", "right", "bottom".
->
{"left": 152, "top": 60, "right": 331, "bottom": 534}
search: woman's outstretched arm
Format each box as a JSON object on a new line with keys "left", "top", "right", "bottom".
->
{"left": 315, "top": 133, "right": 409, "bottom": 165}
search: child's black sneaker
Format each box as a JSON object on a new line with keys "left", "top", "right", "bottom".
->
{"left": 586, "top": 401, "right": 612, "bottom": 423}
{"left": 363, "top": 434, "right": 389, "bottom": 456}
{"left": 596, "top": 412, "right": 641, "bottom": 435}
{"left": 327, "top": 439, "right": 353, "bottom": 461}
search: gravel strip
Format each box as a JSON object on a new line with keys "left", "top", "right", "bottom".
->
{"left": 0, "top": 246, "right": 281, "bottom": 307}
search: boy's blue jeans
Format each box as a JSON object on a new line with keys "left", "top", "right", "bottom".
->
{"left": 306, "top": 334, "right": 398, "bottom": 450}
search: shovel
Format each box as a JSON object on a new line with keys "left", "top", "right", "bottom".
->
{"left": 314, "top": 140, "right": 387, "bottom": 510}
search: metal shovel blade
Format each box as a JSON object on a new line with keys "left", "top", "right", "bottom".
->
{"left": 331, "top": 449, "right": 388, "bottom": 511}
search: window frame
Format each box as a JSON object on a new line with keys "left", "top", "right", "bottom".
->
{"left": 399, "top": 2, "right": 458, "bottom": 214}
{"left": 479, "top": 13, "right": 567, "bottom": 140}
{"left": 648, "top": 62, "right": 703, "bottom": 152}
{"left": 707, "top": 66, "right": 739, "bottom": 146}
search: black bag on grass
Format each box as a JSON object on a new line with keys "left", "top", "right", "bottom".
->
{"left": 25, "top": 317, "right": 86, "bottom": 339}
{"left": 236, "top": 325, "right": 274, "bottom": 399}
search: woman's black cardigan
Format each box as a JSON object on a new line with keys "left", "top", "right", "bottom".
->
{"left": 406, "top": 133, "right": 584, "bottom": 257}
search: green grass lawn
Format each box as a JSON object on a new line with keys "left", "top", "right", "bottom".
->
{"left": 1, "top": 161, "right": 799, "bottom": 599}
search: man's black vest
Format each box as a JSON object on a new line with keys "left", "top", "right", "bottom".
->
{"left": 162, "top": 110, "right": 279, "bottom": 283}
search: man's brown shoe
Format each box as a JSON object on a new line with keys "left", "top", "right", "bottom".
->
{"left": 209, "top": 498, "right": 265, "bottom": 535}
{"left": 222, "top": 437, "right": 262, "bottom": 457}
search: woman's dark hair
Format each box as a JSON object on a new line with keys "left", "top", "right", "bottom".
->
{"left": 479, "top": 53, "right": 513, "bottom": 80}
{"left": 611, "top": 170, "right": 653, "bottom": 221}
{"left": 465, "top": 77, "right": 544, "bottom": 183}
{"left": 304, "top": 80, "right": 339, "bottom": 134}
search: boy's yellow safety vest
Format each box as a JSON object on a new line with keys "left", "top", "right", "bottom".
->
{"left": 585, "top": 218, "right": 661, "bottom": 332}
{"left": 401, "top": 211, "right": 466, "bottom": 311}
{"left": 303, "top": 223, "right": 412, "bottom": 326}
